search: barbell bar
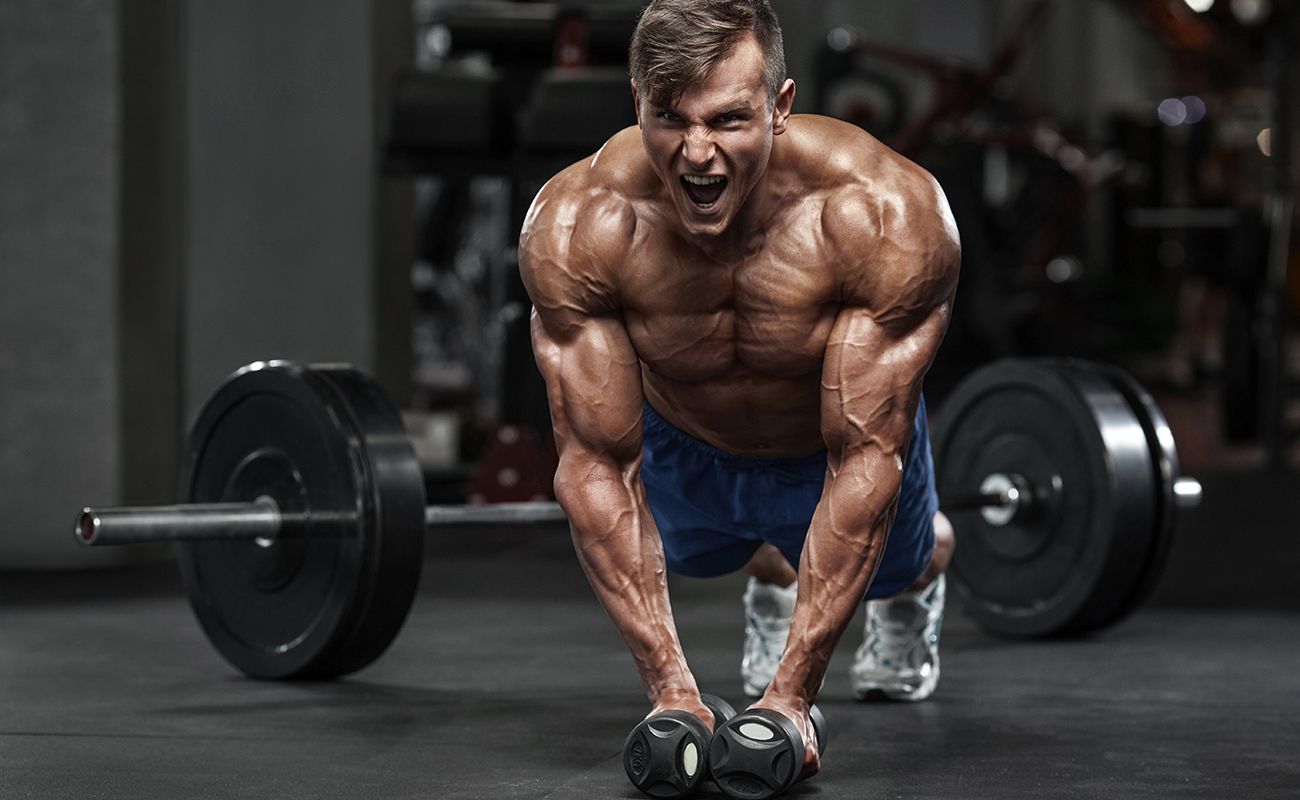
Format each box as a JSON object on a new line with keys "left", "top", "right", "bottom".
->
{"left": 70, "top": 357, "right": 1202, "bottom": 679}
{"left": 81, "top": 473, "right": 1199, "bottom": 547}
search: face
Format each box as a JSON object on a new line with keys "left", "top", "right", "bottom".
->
{"left": 634, "top": 35, "right": 795, "bottom": 238}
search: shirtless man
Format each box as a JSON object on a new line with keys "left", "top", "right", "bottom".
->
{"left": 519, "top": 0, "right": 959, "bottom": 791}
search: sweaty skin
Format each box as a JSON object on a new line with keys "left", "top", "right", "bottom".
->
{"left": 519, "top": 34, "right": 959, "bottom": 776}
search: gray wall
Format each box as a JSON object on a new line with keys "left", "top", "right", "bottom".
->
{"left": 182, "top": 1, "right": 378, "bottom": 420}
{"left": 1, "top": 0, "right": 411, "bottom": 569}
{"left": 0, "top": 1, "right": 129, "bottom": 569}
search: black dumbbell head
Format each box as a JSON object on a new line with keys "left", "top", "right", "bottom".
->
{"left": 625, "top": 695, "right": 735, "bottom": 800}
{"left": 810, "top": 703, "right": 827, "bottom": 755}
{"left": 708, "top": 709, "right": 805, "bottom": 799}
{"left": 701, "top": 693, "right": 737, "bottom": 730}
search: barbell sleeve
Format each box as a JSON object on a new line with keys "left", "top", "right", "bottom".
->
{"left": 77, "top": 499, "right": 572, "bottom": 546}
{"left": 77, "top": 500, "right": 281, "bottom": 546}
{"left": 943, "top": 475, "right": 1204, "bottom": 516}
{"left": 1173, "top": 477, "right": 1202, "bottom": 509}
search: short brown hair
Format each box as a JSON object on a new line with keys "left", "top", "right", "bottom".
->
{"left": 629, "top": 0, "right": 787, "bottom": 108}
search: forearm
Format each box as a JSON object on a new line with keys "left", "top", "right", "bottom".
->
{"left": 769, "top": 472, "right": 897, "bottom": 704}
{"left": 555, "top": 455, "right": 697, "bottom": 703}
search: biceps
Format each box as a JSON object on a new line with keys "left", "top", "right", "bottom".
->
{"left": 820, "top": 307, "right": 946, "bottom": 466}
{"left": 531, "top": 310, "right": 644, "bottom": 463}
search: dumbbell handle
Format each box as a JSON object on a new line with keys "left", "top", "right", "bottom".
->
{"left": 77, "top": 499, "right": 570, "bottom": 546}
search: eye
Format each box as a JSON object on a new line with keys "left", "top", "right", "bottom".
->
{"left": 657, "top": 111, "right": 681, "bottom": 123}
{"left": 716, "top": 114, "right": 747, "bottom": 126}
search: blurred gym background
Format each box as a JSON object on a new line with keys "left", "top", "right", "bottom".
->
{"left": 2, "top": 0, "right": 1296, "bottom": 570}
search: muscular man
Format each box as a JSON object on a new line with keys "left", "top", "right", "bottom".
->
{"left": 519, "top": 0, "right": 959, "bottom": 780}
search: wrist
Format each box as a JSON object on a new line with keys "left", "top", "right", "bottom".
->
{"left": 768, "top": 645, "right": 827, "bottom": 705}
{"left": 647, "top": 681, "right": 700, "bottom": 705}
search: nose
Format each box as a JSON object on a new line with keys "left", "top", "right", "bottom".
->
{"left": 682, "top": 126, "right": 715, "bottom": 169}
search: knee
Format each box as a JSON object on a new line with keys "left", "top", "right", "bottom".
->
{"left": 933, "top": 510, "right": 954, "bottom": 565}
{"left": 903, "top": 511, "right": 954, "bottom": 593}
{"left": 923, "top": 511, "right": 955, "bottom": 580}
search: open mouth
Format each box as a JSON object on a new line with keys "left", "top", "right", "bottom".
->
{"left": 680, "top": 174, "right": 727, "bottom": 210}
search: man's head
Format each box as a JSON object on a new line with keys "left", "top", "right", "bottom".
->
{"left": 629, "top": 0, "right": 796, "bottom": 237}
{"left": 629, "top": 0, "right": 786, "bottom": 110}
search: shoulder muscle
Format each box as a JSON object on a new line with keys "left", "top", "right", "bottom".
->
{"left": 519, "top": 162, "right": 637, "bottom": 336}
{"left": 822, "top": 160, "right": 960, "bottom": 327}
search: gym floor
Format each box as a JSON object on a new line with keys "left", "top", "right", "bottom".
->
{"left": 4, "top": 464, "right": 1299, "bottom": 800}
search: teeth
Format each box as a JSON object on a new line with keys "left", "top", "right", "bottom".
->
{"left": 682, "top": 175, "right": 725, "bottom": 186}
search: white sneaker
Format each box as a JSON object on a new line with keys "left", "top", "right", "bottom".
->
{"left": 850, "top": 573, "right": 945, "bottom": 702}
{"left": 740, "top": 577, "right": 796, "bottom": 698}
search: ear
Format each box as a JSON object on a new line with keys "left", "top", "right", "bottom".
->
{"left": 631, "top": 80, "right": 643, "bottom": 128}
{"left": 771, "top": 78, "right": 796, "bottom": 136}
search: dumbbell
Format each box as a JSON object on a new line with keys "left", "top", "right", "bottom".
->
{"left": 707, "top": 704, "right": 827, "bottom": 800}
{"left": 623, "top": 693, "right": 737, "bottom": 799}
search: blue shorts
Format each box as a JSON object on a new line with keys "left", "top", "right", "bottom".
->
{"left": 641, "top": 398, "right": 938, "bottom": 600}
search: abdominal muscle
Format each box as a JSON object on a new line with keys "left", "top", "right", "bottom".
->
{"left": 641, "top": 362, "right": 826, "bottom": 458}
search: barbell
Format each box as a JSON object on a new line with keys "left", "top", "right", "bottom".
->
{"left": 934, "top": 359, "right": 1200, "bottom": 637}
{"left": 75, "top": 358, "right": 1199, "bottom": 679}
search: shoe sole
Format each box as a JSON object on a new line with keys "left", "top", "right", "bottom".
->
{"left": 850, "top": 665, "right": 940, "bottom": 703}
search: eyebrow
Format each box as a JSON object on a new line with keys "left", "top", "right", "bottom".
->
{"left": 712, "top": 104, "right": 754, "bottom": 117}
{"left": 655, "top": 101, "right": 757, "bottom": 119}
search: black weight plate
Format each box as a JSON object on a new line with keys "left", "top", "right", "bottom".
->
{"left": 1052, "top": 361, "right": 1158, "bottom": 633}
{"left": 934, "top": 359, "right": 1152, "bottom": 637}
{"left": 1087, "top": 362, "right": 1180, "bottom": 630}
{"left": 307, "top": 366, "right": 428, "bottom": 677}
{"left": 178, "top": 362, "right": 425, "bottom": 679}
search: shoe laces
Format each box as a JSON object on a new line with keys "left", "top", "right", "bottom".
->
{"left": 863, "top": 585, "right": 940, "bottom": 668}
{"left": 746, "top": 609, "right": 790, "bottom": 664}
{"left": 744, "top": 585, "right": 793, "bottom": 670}
{"left": 862, "top": 610, "right": 923, "bottom": 669}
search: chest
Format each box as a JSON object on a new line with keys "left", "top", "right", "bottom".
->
{"left": 621, "top": 233, "right": 840, "bottom": 381}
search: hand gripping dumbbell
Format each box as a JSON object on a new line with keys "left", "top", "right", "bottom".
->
{"left": 623, "top": 693, "right": 738, "bottom": 798}
{"left": 707, "top": 705, "right": 827, "bottom": 799}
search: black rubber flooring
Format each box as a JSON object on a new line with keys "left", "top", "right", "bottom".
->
{"left": 3, "top": 469, "right": 1299, "bottom": 799}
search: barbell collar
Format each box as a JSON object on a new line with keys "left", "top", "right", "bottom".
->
{"left": 942, "top": 473, "right": 1033, "bottom": 528}
{"left": 942, "top": 491, "right": 1013, "bottom": 511}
